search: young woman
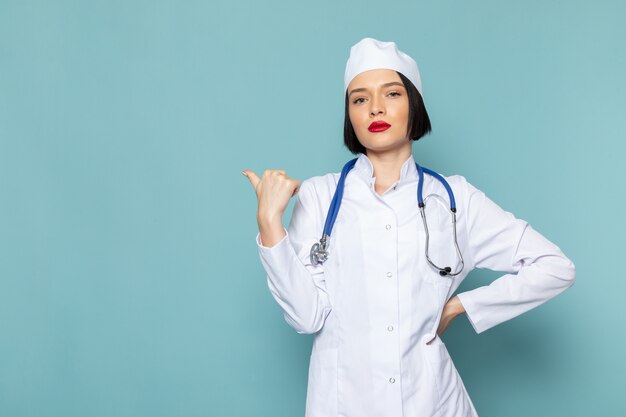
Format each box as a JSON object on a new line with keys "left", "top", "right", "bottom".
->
{"left": 243, "top": 37, "right": 576, "bottom": 417}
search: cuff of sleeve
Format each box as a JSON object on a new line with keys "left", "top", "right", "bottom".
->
{"left": 255, "top": 229, "right": 304, "bottom": 283}
{"left": 456, "top": 291, "right": 488, "bottom": 334}
{"left": 256, "top": 229, "right": 289, "bottom": 252}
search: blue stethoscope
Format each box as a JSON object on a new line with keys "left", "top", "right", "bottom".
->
{"left": 310, "top": 158, "right": 465, "bottom": 277}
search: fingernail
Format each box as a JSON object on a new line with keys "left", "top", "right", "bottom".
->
{"left": 241, "top": 171, "right": 248, "bottom": 177}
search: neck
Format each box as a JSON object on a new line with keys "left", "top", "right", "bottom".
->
{"left": 366, "top": 144, "right": 413, "bottom": 187}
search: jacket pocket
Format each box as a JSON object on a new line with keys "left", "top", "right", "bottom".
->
{"left": 423, "top": 336, "right": 474, "bottom": 416}
{"left": 305, "top": 348, "right": 338, "bottom": 417}
{"left": 423, "top": 335, "right": 456, "bottom": 413}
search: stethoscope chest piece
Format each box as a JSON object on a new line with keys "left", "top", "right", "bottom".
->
{"left": 310, "top": 234, "right": 329, "bottom": 266}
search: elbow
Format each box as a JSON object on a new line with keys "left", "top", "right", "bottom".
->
{"left": 284, "top": 303, "right": 332, "bottom": 335}
{"left": 566, "top": 259, "right": 576, "bottom": 288}
{"left": 556, "top": 257, "right": 576, "bottom": 291}
{"left": 285, "top": 313, "right": 324, "bottom": 335}
{"left": 294, "top": 325, "right": 322, "bottom": 335}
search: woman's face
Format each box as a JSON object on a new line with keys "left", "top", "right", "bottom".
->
{"left": 347, "top": 69, "right": 410, "bottom": 154}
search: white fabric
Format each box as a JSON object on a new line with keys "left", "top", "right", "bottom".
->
{"left": 255, "top": 153, "right": 576, "bottom": 417}
{"left": 344, "top": 37, "right": 423, "bottom": 95}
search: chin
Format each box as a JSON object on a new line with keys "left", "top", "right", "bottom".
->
{"left": 364, "top": 137, "right": 406, "bottom": 149}
{"left": 364, "top": 144, "right": 402, "bottom": 154}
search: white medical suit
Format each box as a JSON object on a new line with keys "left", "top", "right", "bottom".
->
{"left": 255, "top": 153, "right": 576, "bottom": 417}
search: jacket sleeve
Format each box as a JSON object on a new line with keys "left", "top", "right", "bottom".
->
{"left": 255, "top": 179, "right": 332, "bottom": 334}
{"left": 455, "top": 179, "right": 576, "bottom": 334}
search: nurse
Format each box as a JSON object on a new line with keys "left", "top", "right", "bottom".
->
{"left": 243, "top": 37, "right": 576, "bottom": 417}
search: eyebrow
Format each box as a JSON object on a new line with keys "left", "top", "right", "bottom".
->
{"left": 348, "top": 81, "right": 405, "bottom": 98}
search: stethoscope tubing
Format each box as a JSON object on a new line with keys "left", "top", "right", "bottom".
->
{"left": 311, "top": 157, "right": 464, "bottom": 277}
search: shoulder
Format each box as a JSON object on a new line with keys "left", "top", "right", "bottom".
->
{"left": 440, "top": 172, "right": 521, "bottom": 228}
{"left": 298, "top": 172, "right": 340, "bottom": 204}
{"left": 289, "top": 172, "right": 340, "bottom": 222}
{"left": 432, "top": 172, "right": 489, "bottom": 216}
{"left": 437, "top": 172, "right": 484, "bottom": 197}
{"left": 438, "top": 172, "right": 470, "bottom": 188}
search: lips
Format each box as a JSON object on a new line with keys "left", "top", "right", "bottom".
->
{"left": 368, "top": 121, "right": 391, "bottom": 132}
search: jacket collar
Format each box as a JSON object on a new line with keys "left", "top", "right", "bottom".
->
{"left": 351, "top": 152, "right": 419, "bottom": 187}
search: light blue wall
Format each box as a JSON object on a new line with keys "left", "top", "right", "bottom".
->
{"left": 1, "top": 1, "right": 624, "bottom": 415}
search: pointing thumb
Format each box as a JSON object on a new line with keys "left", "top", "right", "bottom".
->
{"left": 242, "top": 170, "right": 260, "bottom": 190}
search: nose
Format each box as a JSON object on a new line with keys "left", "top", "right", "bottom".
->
{"left": 369, "top": 95, "right": 385, "bottom": 117}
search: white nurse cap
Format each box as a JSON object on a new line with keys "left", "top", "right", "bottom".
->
{"left": 344, "top": 37, "right": 422, "bottom": 96}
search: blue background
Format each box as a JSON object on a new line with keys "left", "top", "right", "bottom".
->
{"left": 1, "top": 0, "right": 624, "bottom": 416}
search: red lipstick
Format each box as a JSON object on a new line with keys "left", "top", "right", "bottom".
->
{"left": 368, "top": 120, "right": 391, "bottom": 132}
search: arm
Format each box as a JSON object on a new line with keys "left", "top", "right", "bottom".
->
{"left": 455, "top": 179, "right": 576, "bottom": 334}
{"left": 256, "top": 180, "right": 332, "bottom": 334}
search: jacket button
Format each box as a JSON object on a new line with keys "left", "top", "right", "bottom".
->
{"left": 387, "top": 325, "right": 394, "bottom": 332}
{"left": 386, "top": 272, "right": 392, "bottom": 278}
{"left": 385, "top": 224, "right": 391, "bottom": 230}
{"left": 389, "top": 377, "right": 396, "bottom": 384}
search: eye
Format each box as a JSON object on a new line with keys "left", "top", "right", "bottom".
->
{"left": 388, "top": 91, "right": 401, "bottom": 97}
{"left": 353, "top": 97, "right": 365, "bottom": 104}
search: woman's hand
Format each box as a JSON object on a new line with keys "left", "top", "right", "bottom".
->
{"left": 243, "top": 169, "right": 301, "bottom": 247}
{"left": 427, "top": 296, "right": 466, "bottom": 344}
{"left": 437, "top": 296, "right": 465, "bottom": 336}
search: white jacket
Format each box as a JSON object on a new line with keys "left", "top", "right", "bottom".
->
{"left": 255, "top": 153, "right": 575, "bottom": 417}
